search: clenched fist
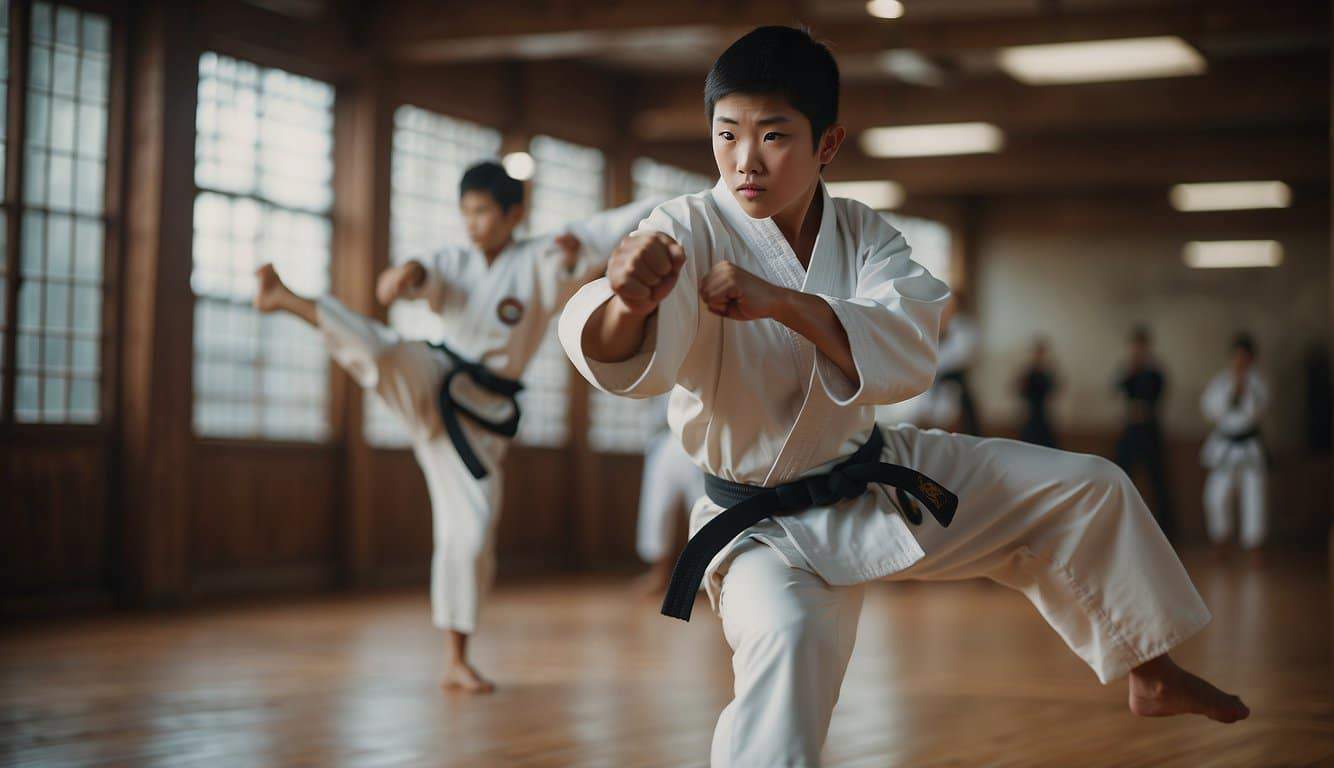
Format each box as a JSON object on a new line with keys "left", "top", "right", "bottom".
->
{"left": 699, "top": 261, "right": 789, "bottom": 321}
{"left": 376, "top": 261, "right": 426, "bottom": 306}
{"left": 607, "top": 232, "right": 686, "bottom": 316}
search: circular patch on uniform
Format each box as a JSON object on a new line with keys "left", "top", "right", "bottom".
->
{"left": 496, "top": 297, "right": 525, "bottom": 326}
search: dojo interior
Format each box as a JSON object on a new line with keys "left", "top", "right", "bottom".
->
{"left": 2, "top": 0, "right": 1332, "bottom": 765}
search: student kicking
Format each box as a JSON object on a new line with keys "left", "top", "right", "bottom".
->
{"left": 558, "top": 27, "right": 1248, "bottom": 766}
{"left": 255, "top": 161, "right": 655, "bottom": 694}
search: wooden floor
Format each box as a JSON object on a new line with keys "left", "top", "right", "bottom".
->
{"left": 3, "top": 549, "right": 1332, "bottom": 768}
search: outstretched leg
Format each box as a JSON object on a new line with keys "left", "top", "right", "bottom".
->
{"left": 883, "top": 426, "right": 1249, "bottom": 724}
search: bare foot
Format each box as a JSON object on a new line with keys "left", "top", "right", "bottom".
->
{"left": 253, "top": 264, "right": 290, "bottom": 313}
{"left": 1128, "top": 655, "right": 1249, "bottom": 723}
{"left": 441, "top": 661, "right": 495, "bottom": 694}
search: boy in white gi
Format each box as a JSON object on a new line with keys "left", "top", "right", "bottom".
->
{"left": 559, "top": 27, "right": 1249, "bottom": 766}
{"left": 1201, "top": 333, "right": 1270, "bottom": 555}
{"left": 255, "top": 161, "right": 655, "bottom": 693}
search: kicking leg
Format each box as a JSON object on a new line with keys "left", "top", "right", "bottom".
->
{"left": 254, "top": 263, "right": 317, "bottom": 325}
{"left": 883, "top": 426, "right": 1248, "bottom": 723}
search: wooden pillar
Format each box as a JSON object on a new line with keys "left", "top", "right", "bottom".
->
{"left": 331, "top": 65, "right": 392, "bottom": 588}
{"left": 119, "top": 0, "right": 198, "bottom": 607}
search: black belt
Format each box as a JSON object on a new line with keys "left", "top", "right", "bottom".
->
{"left": 1222, "top": 426, "right": 1261, "bottom": 444}
{"left": 428, "top": 341, "right": 523, "bottom": 480}
{"left": 660, "top": 426, "right": 958, "bottom": 621}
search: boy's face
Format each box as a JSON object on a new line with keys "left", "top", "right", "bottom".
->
{"left": 711, "top": 92, "right": 844, "bottom": 220}
{"left": 460, "top": 190, "right": 523, "bottom": 254}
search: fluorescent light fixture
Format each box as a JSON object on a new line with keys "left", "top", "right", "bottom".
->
{"left": 1170, "top": 181, "right": 1291, "bottom": 212}
{"left": 827, "top": 180, "right": 904, "bottom": 210}
{"left": 502, "top": 151, "right": 534, "bottom": 181}
{"left": 860, "top": 123, "right": 1004, "bottom": 158}
{"left": 1183, "top": 240, "right": 1283, "bottom": 269}
{"left": 866, "top": 0, "right": 904, "bottom": 19}
{"left": 998, "top": 36, "right": 1206, "bottom": 85}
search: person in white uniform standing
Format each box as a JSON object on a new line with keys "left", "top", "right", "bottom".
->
{"left": 635, "top": 394, "right": 706, "bottom": 595}
{"left": 1200, "top": 333, "right": 1270, "bottom": 556}
{"left": 559, "top": 27, "right": 1248, "bottom": 766}
{"left": 253, "top": 161, "right": 656, "bottom": 693}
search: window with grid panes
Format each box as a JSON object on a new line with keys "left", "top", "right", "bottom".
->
{"left": 7, "top": 2, "right": 112, "bottom": 424}
{"left": 191, "top": 52, "right": 334, "bottom": 440}
{"left": 586, "top": 157, "right": 710, "bottom": 453}
{"left": 514, "top": 134, "right": 604, "bottom": 448}
{"left": 363, "top": 105, "right": 502, "bottom": 447}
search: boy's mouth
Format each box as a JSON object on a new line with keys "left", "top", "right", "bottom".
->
{"left": 736, "top": 183, "right": 765, "bottom": 200}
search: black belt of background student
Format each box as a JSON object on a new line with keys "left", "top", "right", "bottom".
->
{"left": 1221, "top": 426, "right": 1271, "bottom": 466}
{"left": 660, "top": 426, "right": 958, "bottom": 621}
{"left": 428, "top": 341, "right": 524, "bottom": 480}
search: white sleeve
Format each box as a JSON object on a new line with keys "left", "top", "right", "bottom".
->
{"left": 558, "top": 202, "right": 701, "bottom": 399}
{"left": 811, "top": 216, "right": 951, "bottom": 407}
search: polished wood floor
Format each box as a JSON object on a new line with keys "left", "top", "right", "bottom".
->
{"left": 2, "top": 549, "right": 1332, "bottom": 767}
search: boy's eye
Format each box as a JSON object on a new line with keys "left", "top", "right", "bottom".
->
{"left": 764, "top": 132, "right": 785, "bottom": 142}
{"left": 717, "top": 131, "right": 735, "bottom": 141}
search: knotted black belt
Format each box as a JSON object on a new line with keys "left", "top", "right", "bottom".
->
{"left": 660, "top": 426, "right": 958, "bottom": 621}
{"left": 428, "top": 341, "right": 523, "bottom": 480}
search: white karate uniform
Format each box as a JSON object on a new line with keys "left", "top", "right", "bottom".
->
{"left": 317, "top": 199, "right": 657, "bottom": 634}
{"left": 1200, "top": 368, "right": 1269, "bottom": 549}
{"left": 559, "top": 181, "right": 1211, "bottom": 766}
{"left": 636, "top": 396, "right": 706, "bottom": 563}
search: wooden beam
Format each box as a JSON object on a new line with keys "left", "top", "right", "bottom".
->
{"left": 637, "top": 130, "right": 1330, "bottom": 195}
{"left": 376, "top": 0, "right": 799, "bottom": 59}
{"left": 376, "top": 0, "right": 1327, "bottom": 63}
{"left": 120, "top": 0, "right": 199, "bottom": 607}
{"left": 630, "top": 54, "right": 1330, "bottom": 141}
{"left": 814, "top": 0, "right": 1329, "bottom": 55}
{"left": 330, "top": 66, "right": 393, "bottom": 589}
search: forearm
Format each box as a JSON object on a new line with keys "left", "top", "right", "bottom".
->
{"left": 582, "top": 295, "right": 653, "bottom": 363}
{"left": 773, "top": 290, "right": 859, "bottom": 385}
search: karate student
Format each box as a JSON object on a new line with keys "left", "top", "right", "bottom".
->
{"left": 558, "top": 27, "right": 1248, "bottom": 766}
{"left": 1200, "top": 333, "right": 1270, "bottom": 555}
{"left": 1017, "top": 336, "right": 1059, "bottom": 448}
{"left": 635, "top": 394, "right": 706, "bottom": 596}
{"left": 1114, "top": 326, "right": 1176, "bottom": 540}
{"left": 254, "top": 161, "right": 656, "bottom": 693}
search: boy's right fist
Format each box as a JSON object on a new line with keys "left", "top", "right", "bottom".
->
{"left": 606, "top": 232, "right": 685, "bottom": 316}
{"left": 376, "top": 260, "right": 426, "bottom": 307}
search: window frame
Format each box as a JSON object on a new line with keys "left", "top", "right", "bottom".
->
{"left": 0, "top": 0, "right": 126, "bottom": 434}
{"left": 187, "top": 46, "right": 339, "bottom": 445}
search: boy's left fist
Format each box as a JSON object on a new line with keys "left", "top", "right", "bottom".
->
{"left": 699, "top": 262, "right": 788, "bottom": 321}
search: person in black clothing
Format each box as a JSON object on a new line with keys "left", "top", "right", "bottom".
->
{"left": 1017, "top": 336, "right": 1059, "bottom": 448}
{"left": 1114, "top": 326, "right": 1175, "bottom": 541}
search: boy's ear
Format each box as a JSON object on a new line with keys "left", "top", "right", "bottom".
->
{"left": 817, "top": 124, "right": 846, "bottom": 166}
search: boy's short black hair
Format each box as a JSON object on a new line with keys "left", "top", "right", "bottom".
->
{"left": 705, "top": 26, "right": 839, "bottom": 150}
{"left": 1130, "top": 326, "right": 1152, "bottom": 345}
{"left": 459, "top": 161, "right": 524, "bottom": 212}
{"left": 1232, "top": 332, "right": 1257, "bottom": 357}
